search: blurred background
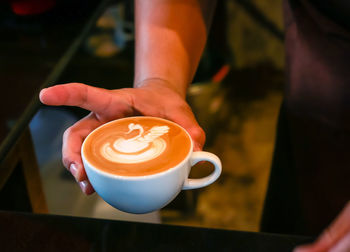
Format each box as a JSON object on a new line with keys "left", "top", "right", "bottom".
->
{"left": 1, "top": 0, "right": 285, "bottom": 232}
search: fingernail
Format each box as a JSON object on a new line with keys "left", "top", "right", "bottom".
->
{"left": 39, "top": 89, "right": 46, "bottom": 100}
{"left": 70, "top": 163, "right": 80, "bottom": 181}
{"left": 39, "top": 88, "right": 47, "bottom": 95}
{"left": 79, "top": 180, "right": 89, "bottom": 193}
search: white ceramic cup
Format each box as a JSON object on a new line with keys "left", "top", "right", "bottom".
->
{"left": 81, "top": 117, "right": 222, "bottom": 214}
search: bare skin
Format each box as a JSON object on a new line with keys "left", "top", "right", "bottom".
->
{"left": 39, "top": 1, "right": 350, "bottom": 251}
{"left": 40, "top": 81, "right": 205, "bottom": 194}
{"left": 294, "top": 202, "right": 350, "bottom": 252}
{"left": 40, "top": 0, "right": 215, "bottom": 194}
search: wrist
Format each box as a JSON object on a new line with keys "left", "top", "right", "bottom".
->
{"left": 134, "top": 77, "right": 188, "bottom": 99}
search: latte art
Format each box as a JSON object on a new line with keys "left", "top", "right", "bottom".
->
{"left": 100, "top": 123, "right": 170, "bottom": 164}
{"left": 82, "top": 117, "right": 192, "bottom": 176}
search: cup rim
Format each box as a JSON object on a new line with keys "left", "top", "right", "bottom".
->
{"left": 81, "top": 116, "right": 193, "bottom": 180}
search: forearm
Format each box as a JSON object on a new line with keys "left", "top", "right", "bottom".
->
{"left": 134, "top": 0, "right": 216, "bottom": 98}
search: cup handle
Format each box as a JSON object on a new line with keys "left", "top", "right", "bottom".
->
{"left": 182, "top": 151, "right": 222, "bottom": 190}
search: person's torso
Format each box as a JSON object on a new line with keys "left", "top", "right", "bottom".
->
{"left": 284, "top": 0, "right": 350, "bottom": 128}
{"left": 283, "top": 0, "right": 350, "bottom": 234}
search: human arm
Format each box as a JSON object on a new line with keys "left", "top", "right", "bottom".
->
{"left": 134, "top": 0, "right": 216, "bottom": 97}
{"left": 39, "top": 0, "right": 216, "bottom": 194}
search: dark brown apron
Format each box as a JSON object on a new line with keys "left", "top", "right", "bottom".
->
{"left": 261, "top": 0, "right": 350, "bottom": 236}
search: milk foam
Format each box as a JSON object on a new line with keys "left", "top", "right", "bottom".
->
{"left": 100, "top": 123, "right": 169, "bottom": 164}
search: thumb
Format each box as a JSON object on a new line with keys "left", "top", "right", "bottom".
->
{"left": 39, "top": 83, "right": 131, "bottom": 116}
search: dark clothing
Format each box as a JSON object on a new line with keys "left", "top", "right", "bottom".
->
{"left": 261, "top": 0, "right": 350, "bottom": 236}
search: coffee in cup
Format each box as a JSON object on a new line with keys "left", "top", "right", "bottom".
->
{"left": 82, "top": 116, "right": 221, "bottom": 214}
{"left": 82, "top": 116, "right": 191, "bottom": 176}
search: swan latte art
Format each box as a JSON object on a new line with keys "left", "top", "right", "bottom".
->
{"left": 82, "top": 117, "right": 192, "bottom": 176}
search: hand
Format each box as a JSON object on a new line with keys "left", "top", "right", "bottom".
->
{"left": 39, "top": 81, "right": 205, "bottom": 194}
{"left": 294, "top": 201, "right": 350, "bottom": 252}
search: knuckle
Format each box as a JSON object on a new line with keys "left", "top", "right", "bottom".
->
{"left": 323, "top": 228, "right": 335, "bottom": 243}
{"left": 62, "top": 127, "right": 77, "bottom": 169}
{"left": 70, "top": 82, "right": 85, "bottom": 88}
{"left": 191, "top": 126, "right": 206, "bottom": 144}
{"left": 63, "top": 126, "right": 76, "bottom": 138}
{"left": 61, "top": 156, "right": 71, "bottom": 170}
{"left": 191, "top": 126, "right": 204, "bottom": 138}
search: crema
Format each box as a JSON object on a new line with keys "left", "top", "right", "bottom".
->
{"left": 82, "top": 117, "right": 192, "bottom": 176}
